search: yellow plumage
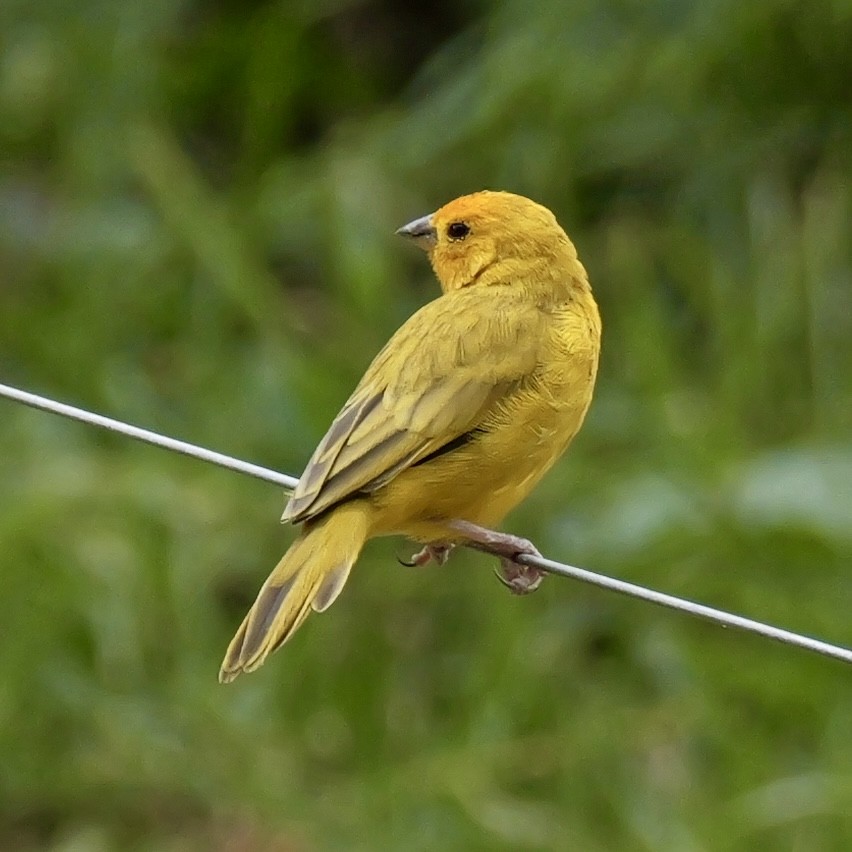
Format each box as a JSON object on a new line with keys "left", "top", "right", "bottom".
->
{"left": 220, "top": 190, "right": 601, "bottom": 682}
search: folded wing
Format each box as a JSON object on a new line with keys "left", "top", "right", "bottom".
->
{"left": 284, "top": 288, "right": 544, "bottom": 524}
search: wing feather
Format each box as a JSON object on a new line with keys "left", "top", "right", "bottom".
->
{"left": 284, "top": 288, "right": 543, "bottom": 524}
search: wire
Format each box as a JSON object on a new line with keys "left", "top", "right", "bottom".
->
{"left": 2, "top": 380, "right": 851, "bottom": 666}
{"left": 519, "top": 553, "right": 852, "bottom": 664}
{"left": 0, "top": 382, "right": 297, "bottom": 490}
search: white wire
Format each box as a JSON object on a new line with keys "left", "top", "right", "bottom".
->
{"left": 0, "top": 382, "right": 297, "bottom": 490}
{"left": 520, "top": 553, "right": 852, "bottom": 664}
{"left": 2, "top": 380, "right": 850, "bottom": 666}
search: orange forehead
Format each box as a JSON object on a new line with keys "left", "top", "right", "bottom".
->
{"left": 432, "top": 191, "right": 558, "bottom": 232}
{"left": 432, "top": 190, "right": 511, "bottom": 223}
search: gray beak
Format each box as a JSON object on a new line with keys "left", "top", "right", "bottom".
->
{"left": 395, "top": 213, "right": 437, "bottom": 249}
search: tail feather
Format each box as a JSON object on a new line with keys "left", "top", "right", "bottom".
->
{"left": 311, "top": 561, "right": 353, "bottom": 612}
{"left": 219, "top": 502, "right": 370, "bottom": 682}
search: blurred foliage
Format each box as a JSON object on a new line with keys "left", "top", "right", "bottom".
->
{"left": 1, "top": 0, "right": 851, "bottom": 849}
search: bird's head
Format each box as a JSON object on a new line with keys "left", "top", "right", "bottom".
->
{"left": 396, "top": 190, "right": 580, "bottom": 292}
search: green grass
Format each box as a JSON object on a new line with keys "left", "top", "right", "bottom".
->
{"left": 1, "top": 0, "right": 851, "bottom": 849}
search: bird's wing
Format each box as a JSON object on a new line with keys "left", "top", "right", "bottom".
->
{"left": 284, "top": 288, "right": 543, "bottom": 524}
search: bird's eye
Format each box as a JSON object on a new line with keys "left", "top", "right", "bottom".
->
{"left": 447, "top": 221, "right": 470, "bottom": 240}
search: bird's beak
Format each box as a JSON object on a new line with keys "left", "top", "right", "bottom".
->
{"left": 395, "top": 213, "right": 437, "bottom": 250}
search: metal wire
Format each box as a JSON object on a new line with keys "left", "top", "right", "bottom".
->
{"left": 2, "top": 380, "right": 851, "bottom": 666}
{"left": 0, "top": 382, "right": 297, "bottom": 490}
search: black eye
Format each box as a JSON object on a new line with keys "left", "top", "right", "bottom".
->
{"left": 447, "top": 221, "right": 470, "bottom": 240}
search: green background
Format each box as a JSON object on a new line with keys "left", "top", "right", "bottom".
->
{"left": 1, "top": 0, "right": 850, "bottom": 849}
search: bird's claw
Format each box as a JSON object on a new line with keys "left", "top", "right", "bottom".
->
{"left": 494, "top": 558, "right": 544, "bottom": 595}
{"left": 398, "top": 543, "right": 454, "bottom": 568}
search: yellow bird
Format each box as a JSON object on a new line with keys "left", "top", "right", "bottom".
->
{"left": 220, "top": 191, "right": 601, "bottom": 682}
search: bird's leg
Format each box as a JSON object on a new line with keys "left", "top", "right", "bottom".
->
{"left": 445, "top": 519, "right": 545, "bottom": 595}
{"left": 398, "top": 542, "right": 455, "bottom": 568}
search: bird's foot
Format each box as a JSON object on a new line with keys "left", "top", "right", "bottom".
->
{"left": 398, "top": 542, "right": 455, "bottom": 568}
{"left": 493, "top": 557, "right": 544, "bottom": 595}
{"left": 445, "top": 519, "right": 544, "bottom": 595}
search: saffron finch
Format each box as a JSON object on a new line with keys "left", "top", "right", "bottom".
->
{"left": 220, "top": 190, "right": 601, "bottom": 682}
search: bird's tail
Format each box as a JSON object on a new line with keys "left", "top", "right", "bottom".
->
{"left": 219, "top": 502, "right": 370, "bottom": 682}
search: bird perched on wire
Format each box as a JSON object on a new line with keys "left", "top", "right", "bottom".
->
{"left": 220, "top": 190, "right": 601, "bottom": 682}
